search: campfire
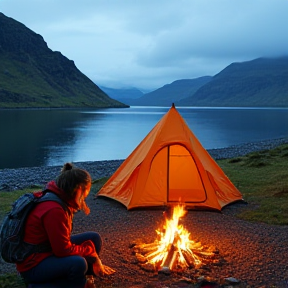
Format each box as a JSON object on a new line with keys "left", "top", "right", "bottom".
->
{"left": 132, "top": 204, "right": 218, "bottom": 273}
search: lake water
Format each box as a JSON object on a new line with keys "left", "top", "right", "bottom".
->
{"left": 0, "top": 106, "right": 287, "bottom": 169}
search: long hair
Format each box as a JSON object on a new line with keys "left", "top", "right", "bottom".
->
{"left": 56, "top": 163, "right": 91, "bottom": 198}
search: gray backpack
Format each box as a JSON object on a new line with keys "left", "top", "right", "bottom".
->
{"left": 0, "top": 191, "right": 68, "bottom": 263}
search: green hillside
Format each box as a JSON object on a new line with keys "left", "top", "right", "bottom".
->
{"left": 177, "top": 57, "right": 288, "bottom": 107}
{"left": 0, "top": 13, "right": 127, "bottom": 108}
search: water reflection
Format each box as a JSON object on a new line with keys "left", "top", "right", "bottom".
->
{"left": 45, "top": 107, "right": 167, "bottom": 166}
{"left": 0, "top": 107, "right": 287, "bottom": 169}
{"left": 0, "top": 109, "right": 104, "bottom": 168}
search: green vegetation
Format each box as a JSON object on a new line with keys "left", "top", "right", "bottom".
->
{"left": 0, "top": 273, "right": 26, "bottom": 288}
{"left": 218, "top": 143, "right": 288, "bottom": 224}
{"left": 0, "top": 189, "right": 34, "bottom": 221}
{"left": 0, "top": 52, "right": 127, "bottom": 109}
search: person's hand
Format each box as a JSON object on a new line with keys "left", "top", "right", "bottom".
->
{"left": 93, "top": 257, "right": 116, "bottom": 277}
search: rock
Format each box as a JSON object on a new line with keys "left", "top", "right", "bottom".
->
{"left": 0, "top": 183, "right": 10, "bottom": 191}
{"left": 224, "top": 277, "right": 241, "bottom": 284}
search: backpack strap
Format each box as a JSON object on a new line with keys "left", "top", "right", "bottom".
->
{"left": 40, "top": 190, "right": 74, "bottom": 229}
{"left": 38, "top": 191, "right": 70, "bottom": 213}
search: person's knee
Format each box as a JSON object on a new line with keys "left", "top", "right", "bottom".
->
{"left": 70, "top": 256, "right": 88, "bottom": 276}
{"left": 77, "top": 256, "right": 88, "bottom": 274}
{"left": 90, "top": 232, "right": 103, "bottom": 254}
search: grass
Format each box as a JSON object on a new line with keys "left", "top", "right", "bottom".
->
{"left": 0, "top": 273, "right": 26, "bottom": 288}
{"left": 0, "top": 189, "right": 34, "bottom": 221}
{"left": 0, "top": 144, "right": 287, "bottom": 287}
{"left": 217, "top": 143, "right": 288, "bottom": 225}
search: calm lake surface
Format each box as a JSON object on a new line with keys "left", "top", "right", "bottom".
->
{"left": 0, "top": 106, "right": 287, "bottom": 169}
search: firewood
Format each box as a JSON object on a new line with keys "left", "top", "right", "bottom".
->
{"left": 134, "top": 243, "right": 161, "bottom": 255}
{"left": 160, "top": 243, "right": 176, "bottom": 270}
{"left": 182, "top": 250, "right": 196, "bottom": 267}
{"left": 140, "top": 262, "right": 156, "bottom": 272}
{"left": 192, "top": 250, "right": 215, "bottom": 259}
{"left": 135, "top": 253, "right": 147, "bottom": 264}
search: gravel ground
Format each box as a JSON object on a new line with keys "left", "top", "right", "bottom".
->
{"left": 1, "top": 138, "right": 288, "bottom": 287}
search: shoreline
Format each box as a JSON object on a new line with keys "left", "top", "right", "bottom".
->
{"left": 0, "top": 137, "right": 288, "bottom": 192}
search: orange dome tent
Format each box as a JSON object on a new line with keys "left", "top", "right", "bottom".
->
{"left": 97, "top": 104, "right": 243, "bottom": 210}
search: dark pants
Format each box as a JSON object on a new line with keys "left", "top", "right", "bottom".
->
{"left": 20, "top": 232, "right": 102, "bottom": 288}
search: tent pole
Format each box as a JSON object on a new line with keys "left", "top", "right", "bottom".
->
{"left": 167, "top": 145, "right": 170, "bottom": 202}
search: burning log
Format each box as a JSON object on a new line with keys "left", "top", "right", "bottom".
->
{"left": 133, "top": 242, "right": 160, "bottom": 255}
{"left": 140, "top": 261, "right": 156, "bottom": 272}
{"left": 135, "top": 253, "right": 147, "bottom": 264}
{"left": 182, "top": 249, "right": 200, "bottom": 268}
{"left": 192, "top": 250, "right": 215, "bottom": 259}
{"left": 159, "top": 243, "right": 177, "bottom": 272}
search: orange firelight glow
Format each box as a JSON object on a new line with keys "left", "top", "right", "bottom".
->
{"left": 135, "top": 204, "right": 213, "bottom": 271}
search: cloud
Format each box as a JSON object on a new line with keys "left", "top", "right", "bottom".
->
{"left": 1, "top": 0, "right": 288, "bottom": 89}
{"left": 136, "top": 1, "right": 288, "bottom": 65}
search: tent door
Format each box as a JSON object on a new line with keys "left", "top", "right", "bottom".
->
{"left": 167, "top": 144, "right": 206, "bottom": 203}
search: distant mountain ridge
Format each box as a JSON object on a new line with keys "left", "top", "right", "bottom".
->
{"left": 127, "top": 77, "right": 212, "bottom": 106}
{"left": 99, "top": 86, "right": 144, "bottom": 104}
{"left": 177, "top": 57, "right": 288, "bottom": 107}
{"left": 103, "top": 57, "right": 288, "bottom": 107}
{"left": 0, "top": 12, "right": 126, "bottom": 108}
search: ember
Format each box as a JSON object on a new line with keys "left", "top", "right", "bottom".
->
{"left": 133, "top": 204, "right": 217, "bottom": 272}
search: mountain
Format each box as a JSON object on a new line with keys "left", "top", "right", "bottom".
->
{"left": 99, "top": 86, "right": 144, "bottom": 104}
{"left": 124, "top": 77, "right": 212, "bottom": 106}
{"left": 0, "top": 13, "right": 127, "bottom": 108}
{"left": 177, "top": 57, "right": 288, "bottom": 107}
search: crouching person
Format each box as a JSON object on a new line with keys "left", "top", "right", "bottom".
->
{"left": 17, "top": 163, "right": 115, "bottom": 288}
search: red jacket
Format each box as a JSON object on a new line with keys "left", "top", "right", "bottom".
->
{"left": 16, "top": 181, "right": 97, "bottom": 273}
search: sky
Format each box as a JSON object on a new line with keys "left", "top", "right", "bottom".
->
{"left": 1, "top": 0, "right": 288, "bottom": 91}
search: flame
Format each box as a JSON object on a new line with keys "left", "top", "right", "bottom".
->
{"left": 136, "top": 204, "right": 207, "bottom": 271}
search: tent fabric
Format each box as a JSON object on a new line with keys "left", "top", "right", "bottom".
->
{"left": 97, "top": 104, "right": 243, "bottom": 210}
